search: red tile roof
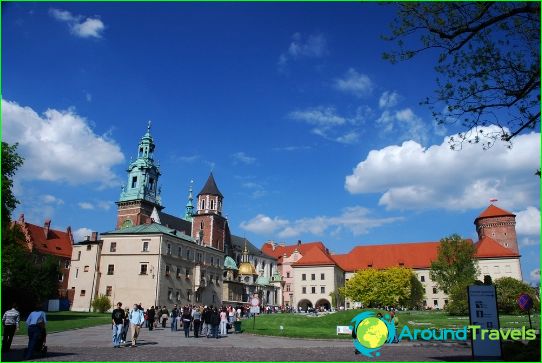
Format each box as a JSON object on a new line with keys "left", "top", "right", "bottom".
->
{"left": 293, "top": 246, "right": 338, "bottom": 267}
{"left": 261, "top": 241, "right": 326, "bottom": 259}
{"left": 477, "top": 205, "right": 515, "bottom": 219}
{"left": 474, "top": 236, "right": 519, "bottom": 258}
{"left": 333, "top": 241, "right": 441, "bottom": 271}
{"left": 16, "top": 216, "right": 73, "bottom": 258}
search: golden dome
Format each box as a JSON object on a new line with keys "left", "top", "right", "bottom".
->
{"left": 238, "top": 262, "right": 257, "bottom": 275}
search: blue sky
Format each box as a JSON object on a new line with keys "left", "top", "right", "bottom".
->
{"left": 2, "top": 2, "right": 540, "bottom": 284}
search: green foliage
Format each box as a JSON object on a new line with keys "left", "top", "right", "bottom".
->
{"left": 430, "top": 234, "right": 479, "bottom": 315}
{"left": 1, "top": 142, "right": 24, "bottom": 239}
{"left": 495, "top": 277, "right": 539, "bottom": 314}
{"left": 383, "top": 2, "right": 540, "bottom": 149}
{"left": 340, "top": 267, "right": 424, "bottom": 308}
{"left": 91, "top": 294, "right": 112, "bottom": 313}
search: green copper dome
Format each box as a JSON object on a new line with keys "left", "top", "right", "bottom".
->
{"left": 255, "top": 275, "right": 270, "bottom": 286}
{"left": 224, "top": 256, "right": 238, "bottom": 270}
{"left": 271, "top": 271, "right": 283, "bottom": 282}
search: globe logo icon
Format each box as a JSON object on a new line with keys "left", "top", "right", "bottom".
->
{"left": 356, "top": 317, "right": 389, "bottom": 349}
{"left": 351, "top": 311, "right": 396, "bottom": 358}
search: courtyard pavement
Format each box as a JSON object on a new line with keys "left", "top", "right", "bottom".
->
{"left": 3, "top": 324, "right": 472, "bottom": 361}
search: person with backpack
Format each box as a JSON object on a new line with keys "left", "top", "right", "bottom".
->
{"left": 160, "top": 306, "right": 169, "bottom": 328}
{"left": 111, "top": 302, "right": 126, "bottom": 348}
{"left": 210, "top": 307, "right": 221, "bottom": 339}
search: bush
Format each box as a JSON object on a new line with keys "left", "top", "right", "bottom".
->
{"left": 91, "top": 294, "right": 111, "bottom": 313}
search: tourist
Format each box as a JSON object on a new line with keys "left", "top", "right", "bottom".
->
{"left": 236, "top": 306, "right": 241, "bottom": 320}
{"left": 228, "top": 306, "right": 235, "bottom": 325}
{"left": 121, "top": 308, "right": 130, "bottom": 343}
{"left": 181, "top": 308, "right": 192, "bottom": 338}
{"left": 160, "top": 305, "right": 169, "bottom": 328}
{"left": 210, "top": 307, "right": 221, "bottom": 339}
{"left": 147, "top": 306, "right": 156, "bottom": 331}
{"left": 171, "top": 304, "right": 179, "bottom": 332}
{"left": 202, "top": 306, "right": 212, "bottom": 337}
{"left": 219, "top": 308, "right": 228, "bottom": 336}
{"left": 192, "top": 307, "right": 202, "bottom": 338}
{"left": 111, "top": 302, "right": 126, "bottom": 348}
{"left": 129, "top": 303, "right": 145, "bottom": 347}
{"left": 24, "top": 303, "right": 47, "bottom": 360}
{"left": 2, "top": 303, "right": 20, "bottom": 353}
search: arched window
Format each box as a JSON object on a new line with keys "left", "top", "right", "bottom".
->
{"left": 200, "top": 199, "right": 205, "bottom": 210}
{"left": 210, "top": 200, "right": 215, "bottom": 210}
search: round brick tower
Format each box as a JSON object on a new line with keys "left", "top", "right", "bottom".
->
{"left": 474, "top": 204, "right": 518, "bottom": 254}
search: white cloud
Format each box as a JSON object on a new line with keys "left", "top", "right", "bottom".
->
{"left": 272, "top": 145, "right": 312, "bottom": 152}
{"left": 278, "top": 33, "right": 328, "bottom": 68}
{"left": 335, "top": 131, "right": 360, "bottom": 144}
{"left": 519, "top": 237, "right": 539, "bottom": 247}
{"left": 49, "top": 8, "right": 104, "bottom": 39}
{"left": 530, "top": 268, "right": 540, "bottom": 283}
{"left": 177, "top": 154, "right": 200, "bottom": 163}
{"left": 2, "top": 99, "right": 125, "bottom": 187}
{"left": 231, "top": 152, "right": 256, "bottom": 165}
{"left": 289, "top": 106, "right": 346, "bottom": 127}
{"left": 78, "top": 202, "right": 94, "bottom": 210}
{"left": 97, "top": 200, "right": 112, "bottom": 210}
{"left": 379, "top": 91, "right": 400, "bottom": 109}
{"left": 41, "top": 194, "right": 64, "bottom": 205}
{"left": 345, "top": 125, "right": 540, "bottom": 212}
{"left": 73, "top": 227, "right": 93, "bottom": 243}
{"left": 241, "top": 182, "right": 267, "bottom": 199}
{"left": 515, "top": 207, "right": 540, "bottom": 236}
{"left": 240, "top": 206, "right": 401, "bottom": 238}
{"left": 334, "top": 68, "right": 373, "bottom": 97}
{"left": 376, "top": 108, "right": 429, "bottom": 145}
{"left": 85, "top": 92, "right": 92, "bottom": 102}
{"left": 240, "top": 214, "right": 289, "bottom": 234}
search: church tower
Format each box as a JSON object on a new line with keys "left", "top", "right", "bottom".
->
{"left": 116, "top": 122, "right": 162, "bottom": 229}
{"left": 474, "top": 204, "right": 519, "bottom": 254}
{"left": 191, "top": 173, "right": 227, "bottom": 251}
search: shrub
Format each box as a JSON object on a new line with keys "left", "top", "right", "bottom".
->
{"left": 91, "top": 294, "right": 111, "bottom": 313}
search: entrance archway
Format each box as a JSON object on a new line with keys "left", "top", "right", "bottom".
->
{"left": 297, "top": 299, "right": 312, "bottom": 311}
{"left": 315, "top": 298, "right": 331, "bottom": 311}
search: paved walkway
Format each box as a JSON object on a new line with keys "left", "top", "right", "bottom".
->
{"left": 3, "top": 324, "right": 472, "bottom": 361}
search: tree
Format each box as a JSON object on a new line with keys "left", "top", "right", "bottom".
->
{"left": 91, "top": 295, "right": 112, "bottom": 313}
{"left": 430, "top": 234, "right": 479, "bottom": 314}
{"left": 494, "top": 277, "right": 539, "bottom": 314}
{"left": 1, "top": 142, "right": 24, "bottom": 241}
{"left": 340, "top": 267, "right": 423, "bottom": 308}
{"left": 384, "top": 2, "right": 540, "bottom": 150}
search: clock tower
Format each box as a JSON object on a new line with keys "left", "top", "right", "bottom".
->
{"left": 116, "top": 121, "right": 162, "bottom": 229}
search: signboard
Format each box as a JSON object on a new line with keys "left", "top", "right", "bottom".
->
{"left": 250, "top": 297, "right": 260, "bottom": 307}
{"left": 336, "top": 325, "right": 353, "bottom": 335}
{"left": 250, "top": 306, "right": 260, "bottom": 314}
{"left": 467, "top": 285, "right": 502, "bottom": 360}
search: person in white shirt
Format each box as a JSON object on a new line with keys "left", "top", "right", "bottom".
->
{"left": 2, "top": 303, "right": 20, "bottom": 352}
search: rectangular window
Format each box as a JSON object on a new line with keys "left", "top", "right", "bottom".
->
{"left": 131, "top": 176, "right": 137, "bottom": 188}
{"left": 420, "top": 275, "right": 425, "bottom": 282}
{"left": 168, "top": 289, "right": 173, "bottom": 301}
{"left": 210, "top": 256, "right": 214, "bottom": 265}
{"left": 75, "top": 268, "right": 79, "bottom": 278}
{"left": 187, "top": 289, "right": 192, "bottom": 301}
{"left": 197, "top": 253, "right": 202, "bottom": 263}
{"left": 302, "top": 274, "right": 306, "bottom": 281}
{"left": 84, "top": 265, "right": 89, "bottom": 272}
{"left": 216, "top": 259, "right": 220, "bottom": 267}
{"left": 178, "top": 246, "right": 182, "bottom": 257}
{"left": 142, "top": 241, "right": 149, "bottom": 252}
{"left": 106, "top": 286, "right": 112, "bottom": 296}
{"left": 86, "top": 245, "right": 91, "bottom": 251}
{"left": 434, "top": 300, "right": 438, "bottom": 306}
{"left": 311, "top": 286, "right": 316, "bottom": 294}
{"left": 311, "top": 274, "right": 315, "bottom": 280}
{"left": 444, "top": 299, "right": 449, "bottom": 305}
{"left": 165, "top": 265, "right": 170, "bottom": 276}
{"left": 167, "top": 244, "right": 171, "bottom": 255}
{"left": 140, "top": 264, "right": 148, "bottom": 275}
{"left": 110, "top": 242, "right": 116, "bottom": 252}
{"left": 186, "top": 268, "right": 190, "bottom": 278}
{"left": 186, "top": 249, "right": 191, "bottom": 260}
{"left": 432, "top": 287, "right": 437, "bottom": 294}
{"left": 64, "top": 260, "right": 70, "bottom": 269}
{"left": 196, "top": 291, "right": 201, "bottom": 303}
{"left": 320, "top": 273, "right": 325, "bottom": 280}
{"left": 320, "top": 286, "right": 325, "bottom": 294}
{"left": 58, "top": 273, "right": 64, "bottom": 282}
{"left": 107, "top": 264, "right": 114, "bottom": 275}
{"left": 176, "top": 291, "right": 181, "bottom": 302}
{"left": 80, "top": 290, "right": 86, "bottom": 296}
{"left": 77, "top": 251, "right": 81, "bottom": 260}
{"left": 176, "top": 267, "right": 181, "bottom": 278}
{"left": 302, "top": 287, "right": 306, "bottom": 294}
{"left": 286, "top": 272, "right": 290, "bottom": 278}
{"left": 286, "top": 284, "right": 290, "bottom": 292}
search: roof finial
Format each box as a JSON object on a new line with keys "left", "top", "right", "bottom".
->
{"left": 147, "top": 120, "right": 152, "bottom": 131}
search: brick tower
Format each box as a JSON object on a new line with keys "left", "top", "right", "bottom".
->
{"left": 474, "top": 204, "right": 519, "bottom": 254}
{"left": 116, "top": 121, "right": 163, "bottom": 229}
{"left": 191, "top": 173, "right": 227, "bottom": 252}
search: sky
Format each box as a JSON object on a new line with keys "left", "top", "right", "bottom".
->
{"left": 2, "top": 2, "right": 540, "bottom": 284}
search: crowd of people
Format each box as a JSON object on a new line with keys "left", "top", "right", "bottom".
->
{"left": 110, "top": 302, "right": 248, "bottom": 348}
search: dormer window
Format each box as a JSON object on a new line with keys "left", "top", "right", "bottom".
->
{"left": 139, "top": 147, "right": 143, "bottom": 156}
{"left": 131, "top": 176, "right": 137, "bottom": 188}
{"left": 149, "top": 178, "right": 154, "bottom": 190}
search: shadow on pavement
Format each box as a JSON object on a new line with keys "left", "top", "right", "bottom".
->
{"left": 2, "top": 348, "right": 75, "bottom": 362}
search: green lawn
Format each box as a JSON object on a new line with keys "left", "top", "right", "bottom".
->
{"left": 16, "top": 311, "right": 111, "bottom": 335}
{"left": 242, "top": 310, "right": 540, "bottom": 339}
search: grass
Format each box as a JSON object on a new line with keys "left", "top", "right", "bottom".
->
{"left": 242, "top": 310, "right": 540, "bottom": 339}
{"left": 16, "top": 311, "right": 111, "bottom": 335}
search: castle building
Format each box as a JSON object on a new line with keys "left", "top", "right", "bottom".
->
{"left": 69, "top": 124, "right": 280, "bottom": 311}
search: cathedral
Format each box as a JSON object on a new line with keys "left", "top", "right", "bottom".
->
{"left": 69, "top": 124, "right": 281, "bottom": 311}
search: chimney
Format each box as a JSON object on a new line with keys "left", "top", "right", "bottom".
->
{"left": 44, "top": 219, "right": 51, "bottom": 239}
{"left": 67, "top": 226, "right": 74, "bottom": 243}
{"left": 91, "top": 232, "right": 98, "bottom": 241}
{"left": 297, "top": 239, "right": 301, "bottom": 246}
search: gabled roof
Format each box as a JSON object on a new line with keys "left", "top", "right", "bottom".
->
{"left": 293, "top": 246, "right": 338, "bottom": 267}
{"left": 474, "top": 236, "right": 519, "bottom": 258}
{"left": 333, "top": 241, "right": 442, "bottom": 272}
{"left": 157, "top": 211, "right": 192, "bottom": 234}
{"left": 476, "top": 205, "right": 515, "bottom": 220}
{"left": 197, "top": 173, "right": 223, "bottom": 197}
{"left": 261, "top": 241, "right": 327, "bottom": 259}
{"left": 102, "top": 222, "right": 195, "bottom": 242}
{"left": 16, "top": 217, "right": 73, "bottom": 258}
